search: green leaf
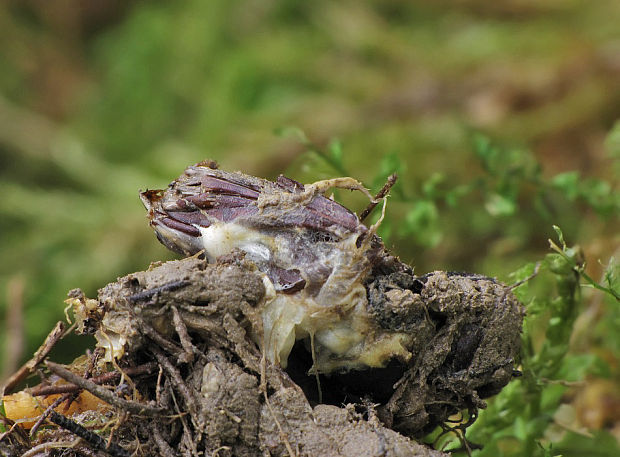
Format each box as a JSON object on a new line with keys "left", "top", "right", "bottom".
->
{"left": 604, "top": 120, "right": 620, "bottom": 158}
{"left": 445, "top": 183, "right": 473, "bottom": 207}
{"left": 556, "top": 353, "right": 603, "bottom": 381}
{"left": 508, "top": 262, "right": 539, "bottom": 301}
{"left": 552, "top": 225, "right": 566, "bottom": 249}
{"left": 328, "top": 139, "right": 344, "bottom": 167}
{"left": 485, "top": 192, "right": 517, "bottom": 216}
{"left": 273, "top": 125, "right": 310, "bottom": 145}
{"left": 473, "top": 133, "right": 498, "bottom": 170}
{"left": 402, "top": 200, "right": 442, "bottom": 247}
{"left": 422, "top": 172, "right": 445, "bottom": 199}
{"left": 551, "top": 172, "right": 580, "bottom": 200}
{"left": 602, "top": 256, "right": 618, "bottom": 292}
{"left": 554, "top": 430, "right": 620, "bottom": 457}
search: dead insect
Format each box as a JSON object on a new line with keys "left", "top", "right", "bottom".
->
{"left": 141, "top": 160, "right": 397, "bottom": 373}
{"left": 140, "top": 161, "right": 525, "bottom": 436}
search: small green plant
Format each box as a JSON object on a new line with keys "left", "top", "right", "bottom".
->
{"left": 288, "top": 129, "right": 619, "bottom": 457}
{"left": 454, "top": 226, "right": 617, "bottom": 457}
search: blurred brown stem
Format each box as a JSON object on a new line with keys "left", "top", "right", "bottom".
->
{"left": 45, "top": 361, "right": 165, "bottom": 416}
{"left": 2, "top": 321, "right": 66, "bottom": 397}
{"left": 359, "top": 173, "right": 398, "bottom": 222}
{"left": 1, "top": 276, "right": 25, "bottom": 385}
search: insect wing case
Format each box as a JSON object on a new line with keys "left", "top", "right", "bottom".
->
{"left": 141, "top": 162, "right": 524, "bottom": 393}
{"left": 141, "top": 162, "right": 418, "bottom": 373}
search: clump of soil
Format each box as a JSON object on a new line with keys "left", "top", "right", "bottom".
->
{"left": 367, "top": 263, "right": 524, "bottom": 437}
{"left": 2, "top": 253, "right": 523, "bottom": 456}
{"left": 1, "top": 163, "right": 525, "bottom": 456}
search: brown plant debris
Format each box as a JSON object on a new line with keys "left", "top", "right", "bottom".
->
{"left": 1, "top": 162, "right": 525, "bottom": 457}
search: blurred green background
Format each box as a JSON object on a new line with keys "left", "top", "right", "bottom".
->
{"left": 0, "top": 0, "right": 618, "bottom": 455}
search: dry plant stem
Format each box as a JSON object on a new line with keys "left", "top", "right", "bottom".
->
{"left": 1, "top": 276, "right": 25, "bottom": 383}
{"left": 259, "top": 355, "right": 297, "bottom": 457}
{"left": 128, "top": 280, "right": 191, "bottom": 304}
{"left": 156, "top": 365, "right": 164, "bottom": 406}
{"left": 212, "top": 446, "right": 232, "bottom": 456}
{"left": 149, "top": 346, "right": 199, "bottom": 424}
{"left": 29, "top": 362, "right": 157, "bottom": 397}
{"left": 359, "top": 173, "right": 398, "bottom": 222}
{"left": 2, "top": 321, "right": 66, "bottom": 396}
{"left": 151, "top": 422, "right": 177, "bottom": 457}
{"left": 1, "top": 414, "right": 30, "bottom": 447}
{"left": 30, "top": 383, "right": 81, "bottom": 396}
{"left": 136, "top": 313, "right": 187, "bottom": 362}
{"left": 167, "top": 383, "right": 198, "bottom": 457}
{"left": 219, "top": 310, "right": 287, "bottom": 392}
{"left": 7, "top": 419, "right": 28, "bottom": 436}
{"left": 48, "top": 410, "right": 130, "bottom": 457}
{"left": 507, "top": 262, "right": 541, "bottom": 291}
{"left": 171, "top": 305, "right": 196, "bottom": 363}
{"left": 106, "top": 410, "right": 127, "bottom": 452}
{"left": 29, "top": 392, "right": 72, "bottom": 437}
{"left": 21, "top": 441, "right": 80, "bottom": 457}
{"left": 45, "top": 361, "right": 165, "bottom": 416}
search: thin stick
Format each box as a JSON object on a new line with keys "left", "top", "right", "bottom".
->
{"left": 30, "top": 363, "right": 157, "bottom": 397}
{"left": 21, "top": 441, "right": 80, "bottom": 457}
{"left": 149, "top": 346, "right": 198, "bottom": 423}
{"left": 171, "top": 305, "right": 196, "bottom": 363}
{"left": 45, "top": 361, "right": 165, "bottom": 416}
{"left": 359, "top": 173, "right": 397, "bottom": 222}
{"left": 1, "top": 276, "right": 25, "bottom": 383}
{"left": 128, "top": 280, "right": 190, "bottom": 303}
{"left": 29, "top": 393, "right": 71, "bottom": 437}
{"left": 151, "top": 422, "right": 177, "bottom": 457}
{"left": 507, "top": 262, "right": 541, "bottom": 291}
{"left": 168, "top": 383, "right": 198, "bottom": 457}
{"left": 260, "top": 355, "right": 297, "bottom": 457}
{"left": 48, "top": 410, "right": 130, "bottom": 457}
{"left": 2, "top": 321, "right": 66, "bottom": 396}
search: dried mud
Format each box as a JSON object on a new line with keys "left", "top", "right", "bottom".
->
{"left": 2, "top": 253, "right": 524, "bottom": 456}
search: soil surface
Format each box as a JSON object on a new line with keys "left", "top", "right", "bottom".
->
{"left": 2, "top": 254, "right": 523, "bottom": 456}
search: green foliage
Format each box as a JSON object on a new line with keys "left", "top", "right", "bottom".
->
{"left": 420, "top": 228, "right": 618, "bottom": 456}
{"left": 289, "top": 133, "right": 620, "bottom": 456}
{"left": 0, "top": 1, "right": 618, "bottom": 453}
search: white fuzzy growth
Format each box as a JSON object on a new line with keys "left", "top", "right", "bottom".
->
{"left": 198, "top": 220, "right": 413, "bottom": 373}
{"left": 197, "top": 223, "right": 273, "bottom": 262}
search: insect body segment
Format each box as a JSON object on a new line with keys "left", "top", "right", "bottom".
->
{"left": 140, "top": 161, "right": 407, "bottom": 373}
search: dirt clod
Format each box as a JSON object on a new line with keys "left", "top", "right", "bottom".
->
{"left": 1, "top": 166, "right": 525, "bottom": 457}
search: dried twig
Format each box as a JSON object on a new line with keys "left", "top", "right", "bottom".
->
{"left": 45, "top": 361, "right": 165, "bottom": 416}
{"left": 136, "top": 313, "right": 187, "bottom": 362}
{"left": 2, "top": 321, "right": 66, "bottom": 396}
{"left": 48, "top": 410, "right": 130, "bottom": 457}
{"left": 128, "top": 280, "right": 190, "bottom": 303}
{"left": 1, "top": 276, "right": 25, "bottom": 383}
{"left": 29, "top": 392, "right": 72, "bottom": 437}
{"left": 151, "top": 422, "right": 177, "bottom": 457}
{"left": 21, "top": 441, "right": 80, "bottom": 457}
{"left": 507, "top": 261, "right": 541, "bottom": 291}
{"left": 149, "top": 346, "right": 198, "bottom": 422}
{"left": 359, "top": 173, "right": 397, "bottom": 222}
{"left": 171, "top": 305, "right": 196, "bottom": 363}
{"left": 167, "top": 383, "right": 198, "bottom": 457}
{"left": 30, "top": 362, "right": 157, "bottom": 397}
